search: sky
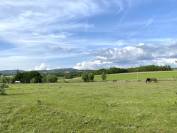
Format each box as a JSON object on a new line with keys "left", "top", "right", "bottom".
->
{"left": 0, "top": 0, "right": 177, "bottom": 70}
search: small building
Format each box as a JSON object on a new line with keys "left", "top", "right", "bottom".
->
{"left": 15, "top": 81, "right": 21, "bottom": 84}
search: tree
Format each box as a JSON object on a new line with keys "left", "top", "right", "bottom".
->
{"left": 88, "top": 73, "right": 94, "bottom": 82}
{"left": 46, "top": 75, "right": 58, "bottom": 83}
{"left": 82, "top": 72, "right": 94, "bottom": 82}
{"left": 101, "top": 72, "right": 107, "bottom": 81}
{"left": 64, "top": 72, "right": 73, "bottom": 79}
{"left": 14, "top": 71, "right": 42, "bottom": 83}
{"left": 82, "top": 72, "right": 89, "bottom": 82}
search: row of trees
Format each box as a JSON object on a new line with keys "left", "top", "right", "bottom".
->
{"left": 81, "top": 72, "right": 107, "bottom": 82}
{"left": 15, "top": 71, "right": 42, "bottom": 83}
{"left": 128, "top": 65, "right": 172, "bottom": 72}
{"left": 0, "top": 65, "right": 172, "bottom": 84}
{"left": 94, "top": 65, "right": 172, "bottom": 75}
{"left": 1, "top": 71, "right": 107, "bottom": 84}
{"left": 50, "top": 65, "right": 172, "bottom": 79}
{"left": 0, "top": 71, "right": 58, "bottom": 84}
{"left": 15, "top": 71, "right": 59, "bottom": 83}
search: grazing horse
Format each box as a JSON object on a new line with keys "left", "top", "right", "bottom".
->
{"left": 146, "top": 78, "right": 158, "bottom": 83}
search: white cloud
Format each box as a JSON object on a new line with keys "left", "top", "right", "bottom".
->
{"left": 74, "top": 43, "right": 177, "bottom": 70}
{"left": 74, "top": 60, "right": 112, "bottom": 70}
{"left": 0, "top": 0, "right": 130, "bottom": 70}
{"left": 34, "top": 63, "right": 48, "bottom": 71}
{"left": 0, "top": 0, "right": 176, "bottom": 70}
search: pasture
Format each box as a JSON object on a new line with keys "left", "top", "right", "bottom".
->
{"left": 95, "top": 71, "right": 177, "bottom": 81}
{"left": 1, "top": 81, "right": 177, "bottom": 132}
{"left": 67, "top": 71, "right": 177, "bottom": 83}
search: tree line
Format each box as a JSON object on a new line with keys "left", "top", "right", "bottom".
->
{"left": 56, "top": 65, "right": 172, "bottom": 78}
{"left": 93, "top": 65, "right": 172, "bottom": 75}
{"left": 0, "top": 65, "right": 172, "bottom": 84}
{"left": 0, "top": 71, "right": 58, "bottom": 84}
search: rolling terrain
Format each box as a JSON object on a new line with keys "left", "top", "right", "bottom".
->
{"left": 95, "top": 71, "right": 177, "bottom": 81}
{"left": 1, "top": 80, "right": 177, "bottom": 132}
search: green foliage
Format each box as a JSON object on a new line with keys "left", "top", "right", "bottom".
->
{"left": 128, "top": 65, "right": 172, "bottom": 72}
{"left": 0, "top": 76, "right": 14, "bottom": 84}
{"left": 94, "top": 65, "right": 172, "bottom": 75}
{"left": 14, "top": 71, "right": 42, "bottom": 83}
{"left": 46, "top": 75, "right": 58, "bottom": 83}
{"left": 0, "top": 83, "right": 8, "bottom": 95}
{"left": 101, "top": 72, "right": 107, "bottom": 81}
{"left": 64, "top": 72, "right": 74, "bottom": 79}
{"left": 88, "top": 73, "right": 94, "bottom": 82}
{"left": 82, "top": 72, "right": 89, "bottom": 82}
{"left": 82, "top": 72, "right": 95, "bottom": 82}
{"left": 42, "top": 75, "right": 58, "bottom": 83}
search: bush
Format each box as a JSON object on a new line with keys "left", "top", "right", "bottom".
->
{"left": 64, "top": 72, "right": 73, "bottom": 79}
{"left": 101, "top": 72, "right": 107, "bottom": 81}
{"left": 82, "top": 72, "right": 95, "bottom": 82}
{"left": 14, "top": 71, "right": 42, "bottom": 83}
{"left": 82, "top": 72, "right": 89, "bottom": 82}
{"left": 0, "top": 83, "right": 8, "bottom": 95}
{"left": 46, "top": 75, "right": 58, "bottom": 83}
{"left": 0, "top": 76, "right": 14, "bottom": 84}
{"left": 88, "top": 73, "right": 94, "bottom": 82}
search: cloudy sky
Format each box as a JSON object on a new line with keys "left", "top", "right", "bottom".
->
{"left": 0, "top": 0, "right": 177, "bottom": 70}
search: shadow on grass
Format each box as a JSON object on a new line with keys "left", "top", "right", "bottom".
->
{"left": 1, "top": 92, "right": 34, "bottom": 96}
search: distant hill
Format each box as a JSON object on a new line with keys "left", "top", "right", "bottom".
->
{"left": 38, "top": 68, "right": 80, "bottom": 74}
{"left": 0, "top": 65, "right": 175, "bottom": 76}
{"left": 0, "top": 70, "right": 24, "bottom": 76}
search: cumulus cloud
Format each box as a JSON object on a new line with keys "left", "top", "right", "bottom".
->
{"left": 0, "top": 0, "right": 177, "bottom": 70}
{"left": 34, "top": 63, "right": 48, "bottom": 71}
{"left": 74, "top": 60, "right": 112, "bottom": 70}
{"left": 74, "top": 43, "right": 177, "bottom": 70}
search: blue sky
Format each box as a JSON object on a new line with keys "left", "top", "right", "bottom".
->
{"left": 0, "top": 0, "right": 177, "bottom": 70}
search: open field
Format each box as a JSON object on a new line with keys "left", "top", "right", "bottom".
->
{"left": 66, "top": 71, "right": 177, "bottom": 83}
{"left": 95, "top": 71, "right": 177, "bottom": 81}
{"left": 1, "top": 81, "right": 177, "bottom": 132}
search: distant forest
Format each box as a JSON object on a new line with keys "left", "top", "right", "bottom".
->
{"left": 0, "top": 65, "right": 172, "bottom": 79}
{"left": 95, "top": 65, "right": 172, "bottom": 75}
{"left": 55, "top": 65, "right": 172, "bottom": 79}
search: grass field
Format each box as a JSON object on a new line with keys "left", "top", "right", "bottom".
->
{"left": 66, "top": 71, "right": 177, "bottom": 83}
{"left": 94, "top": 71, "right": 177, "bottom": 81}
{"left": 1, "top": 81, "right": 177, "bottom": 132}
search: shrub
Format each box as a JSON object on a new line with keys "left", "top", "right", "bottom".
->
{"left": 82, "top": 72, "right": 89, "bottom": 82}
{"left": 0, "top": 76, "right": 14, "bottom": 84}
{"left": 0, "top": 83, "right": 8, "bottom": 95}
{"left": 101, "top": 72, "right": 107, "bottom": 81}
{"left": 46, "top": 75, "right": 58, "bottom": 83}
{"left": 64, "top": 72, "right": 73, "bottom": 79}
{"left": 82, "top": 72, "right": 95, "bottom": 82}
{"left": 88, "top": 73, "right": 94, "bottom": 82}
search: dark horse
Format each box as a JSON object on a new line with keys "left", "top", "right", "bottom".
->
{"left": 146, "top": 78, "right": 158, "bottom": 83}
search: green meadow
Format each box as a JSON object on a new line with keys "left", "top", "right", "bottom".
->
{"left": 95, "top": 71, "right": 177, "bottom": 81}
{"left": 1, "top": 80, "right": 177, "bottom": 132}
{"left": 67, "top": 71, "right": 177, "bottom": 83}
